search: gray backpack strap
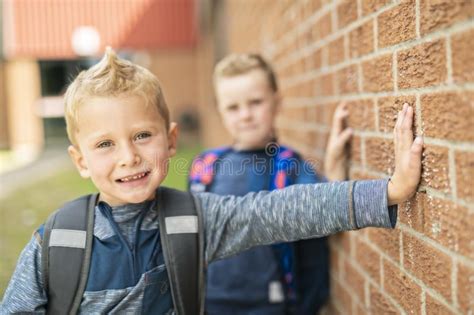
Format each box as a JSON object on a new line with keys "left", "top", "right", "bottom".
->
{"left": 156, "top": 187, "right": 205, "bottom": 315}
{"left": 41, "top": 193, "right": 98, "bottom": 315}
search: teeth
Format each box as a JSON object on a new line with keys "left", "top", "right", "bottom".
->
{"left": 120, "top": 172, "right": 147, "bottom": 182}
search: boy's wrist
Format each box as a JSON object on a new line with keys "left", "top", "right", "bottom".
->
{"left": 387, "top": 176, "right": 405, "bottom": 206}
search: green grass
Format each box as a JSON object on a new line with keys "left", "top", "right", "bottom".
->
{"left": 0, "top": 145, "right": 201, "bottom": 297}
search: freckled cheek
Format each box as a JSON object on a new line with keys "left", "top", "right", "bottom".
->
{"left": 86, "top": 154, "right": 113, "bottom": 173}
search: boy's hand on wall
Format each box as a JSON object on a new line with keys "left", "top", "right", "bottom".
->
{"left": 324, "top": 103, "right": 353, "bottom": 181}
{"left": 388, "top": 103, "right": 424, "bottom": 206}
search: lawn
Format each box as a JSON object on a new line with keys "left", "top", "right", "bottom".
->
{"left": 0, "top": 145, "right": 201, "bottom": 297}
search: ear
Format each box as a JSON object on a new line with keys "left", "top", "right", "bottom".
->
{"left": 68, "top": 145, "right": 90, "bottom": 178}
{"left": 167, "top": 122, "right": 179, "bottom": 157}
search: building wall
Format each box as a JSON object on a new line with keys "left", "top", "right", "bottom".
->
{"left": 4, "top": 59, "right": 43, "bottom": 159}
{"left": 224, "top": 0, "right": 473, "bottom": 314}
{"left": 148, "top": 49, "right": 198, "bottom": 118}
{"left": 0, "top": 62, "right": 9, "bottom": 149}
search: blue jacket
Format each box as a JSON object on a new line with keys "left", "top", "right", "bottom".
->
{"left": 189, "top": 146, "right": 330, "bottom": 315}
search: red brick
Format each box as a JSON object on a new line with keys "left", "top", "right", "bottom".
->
{"left": 397, "top": 39, "right": 447, "bottom": 89}
{"left": 349, "top": 169, "right": 380, "bottom": 180}
{"left": 365, "top": 137, "right": 394, "bottom": 173}
{"left": 350, "top": 136, "right": 362, "bottom": 164}
{"left": 329, "top": 36, "right": 345, "bottom": 65}
{"left": 332, "top": 278, "right": 352, "bottom": 313}
{"left": 355, "top": 239, "right": 381, "bottom": 284}
{"left": 420, "top": 0, "right": 473, "bottom": 35}
{"left": 314, "top": 73, "right": 334, "bottom": 96}
{"left": 337, "top": 0, "right": 358, "bottom": 29}
{"left": 333, "top": 231, "right": 352, "bottom": 256}
{"left": 303, "top": 53, "right": 313, "bottom": 72}
{"left": 317, "top": 130, "right": 330, "bottom": 150}
{"left": 345, "top": 261, "right": 366, "bottom": 303}
{"left": 362, "top": 54, "right": 393, "bottom": 92}
{"left": 422, "top": 195, "right": 474, "bottom": 259}
{"left": 383, "top": 259, "right": 422, "bottom": 314}
{"left": 369, "top": 285, "right": 399, "bottom": 314}
{"left": 349, "top": 20, "right": 374, "bottom": 58}
{"left": 452, "top": 28, "right": 474, "bottom": 83}
{"left": 313, "top": 12, "right": 332, "bottom": 41}
{"left": 347, "top": 99, "right": 376, "bottom": 131}
{"left": 336, "top": 64, "right": 359, "bottom": 94}
{"left": 322, "top": 102, "right": 339, "bottom": 126}
{"left": 398, "top": 192, "right": 425, "bottom": 232}
{"left": 458, "top": 262, "right": 474, "bottom": 313}
{"left": 353, "top": 301, "right": 367, "bottom": 315}
{"left": 425, "top": 294, "right": 456, "bottom": 315}
{"left": 303, "top": 130, "right": 317, "bottom": 148}
{"left": 362, "top": 0, "right": 391, "bottom": 15}
{"left": 305, "top": 106, "right": 325, "bottom": 124}
{"left": 403, "top": 233, "right": 452, "bottom": 301}
{"left": 420, "top": 91, "right": 474, "bottom": 142}
{"left": 455, "top": 151, "right": 474, "bottom": 201}
{"left": 321, "top": 300, "right": 343, "bottom": 315}
{"left": 312, "top": 49, "right": 322, "bottom": 70}
{"left": 421, "top": 145, "right": 450, "bottom": 193}
{"left": 378, "top": 0, "right": 416, "bottom": 48}
{"left": 377, "top": 95, "right": 416, "bottom": 133}
{"left": 368, "top": 228, "right": 400, "bottom": 262}
{"left": 330, "top": 246, "right": 341, "bottom": 276}
{"left": 309, "top": 0, "right": 323, "bottom": 13}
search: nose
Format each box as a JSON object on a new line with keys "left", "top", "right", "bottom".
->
{"left": 239, "top": 105, "right": 252, "bottom": 121}
{"left": 118, "top": 143, "right": 141, "bottom": 167}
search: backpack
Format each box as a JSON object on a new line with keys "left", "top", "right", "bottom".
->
{"left": 188, "top": 145, "right": 299, "bottom": 302}
{"left": 41, "top": 187, "right": 205, "bottom": 315}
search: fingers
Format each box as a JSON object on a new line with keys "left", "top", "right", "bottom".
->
{"left": 400, "top": 105, "right": 415, "bottom": 151}
{"left": 394, "top": 103, "right": 415, "bottom": 152}
{"left": 409, "top": 136, "right": 424, "bottom": 169}
{"left": 395, "top": 103, "right": 408, "bottom": 131}
{"left": 332, "top": 102, "right": 349, "bottom": 135}
{"left": 339, "top": 127, "right": 353, "bottom": 144}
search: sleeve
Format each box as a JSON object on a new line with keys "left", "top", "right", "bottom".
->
{"left": 0, "top": 231, "right": 47, "bottom": 314}
{"left": 195, "top": 179, "right": 397, "bottom": 264}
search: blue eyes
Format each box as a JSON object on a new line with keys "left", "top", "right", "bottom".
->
{"left": 97, "top": 141, "right": 112, "bottom": 148}
{"left": 95, "top": 132, "right": 152, "bottom": 149}
{"left": 135, "top": 132, "right": 151, "bottom": 140}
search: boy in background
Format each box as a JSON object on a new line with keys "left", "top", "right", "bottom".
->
{"left": 189, "top": 54, "right": 353, "bottom": 315}
{"left": 1, "top": 49, "right": 423, "bottom": 315}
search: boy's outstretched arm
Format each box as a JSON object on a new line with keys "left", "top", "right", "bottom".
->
{"left": 387, "top": 103, "right": 423, "bottom": 205}
{"left": 196, "top": 104, "right": 423, "bottom": 264}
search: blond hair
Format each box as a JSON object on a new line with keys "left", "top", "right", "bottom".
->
{"left": 64, "top": 47, "right": 170, "bottom": 145}
{"left": 213, "top": 53, "right": 278, "bottom": 92}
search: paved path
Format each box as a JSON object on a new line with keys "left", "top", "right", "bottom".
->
{"left": 0, "top": 149, "right": 72, "bottom": 199}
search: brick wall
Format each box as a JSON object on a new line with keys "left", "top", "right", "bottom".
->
{"left": 224, "top": 0, "right": 473, "bottom": 313}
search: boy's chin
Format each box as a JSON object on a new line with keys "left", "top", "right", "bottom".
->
{"left": 128, "top": 193, "right": 156, "bottom": 204}
{"left": 106, "top": 192, "right": 156, "bottom": 206}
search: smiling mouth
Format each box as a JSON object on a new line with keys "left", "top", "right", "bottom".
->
{"left": 116, "top": 171, "right": 150, "bottom": 183}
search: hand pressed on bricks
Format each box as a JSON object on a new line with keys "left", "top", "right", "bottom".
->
{"left": 324, "top": 102, "right": 353, "bottom": 181}
{"left": 387, "top": 103, "right": 423, "bottom": 205}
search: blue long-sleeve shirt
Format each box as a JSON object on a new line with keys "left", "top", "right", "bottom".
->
{"left": 197, "top": 148, "right": 329, "bottom": 315}
{"left": 1, "top": 180, "right": 396, "bottom": 314}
